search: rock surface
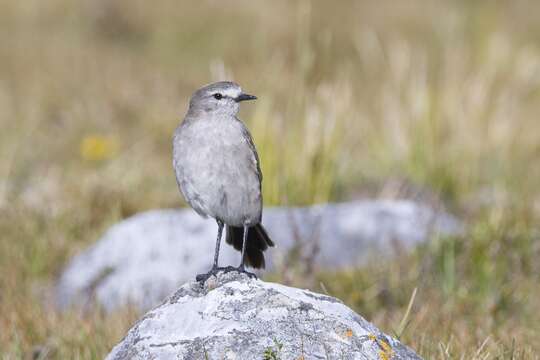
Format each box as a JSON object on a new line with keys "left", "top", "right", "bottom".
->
{"left": 56, "top": 200, "right": 462, "bottom": 311}
{"left": 106, "top": 271, "right": 422, "bottom": 360}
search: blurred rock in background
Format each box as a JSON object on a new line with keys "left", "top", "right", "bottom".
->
{"left": 56, "top": 200, "right": 462, "bottom": 312}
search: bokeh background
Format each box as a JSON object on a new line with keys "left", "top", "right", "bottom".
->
{"left": 1, "top": 0, "right": 540, "bottom": 358}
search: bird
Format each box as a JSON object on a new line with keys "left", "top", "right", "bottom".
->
{"left": 173, "top": 81, "right": 274, "bottom": 282}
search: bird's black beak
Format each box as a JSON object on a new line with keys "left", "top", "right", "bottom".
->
{"left": 235, "top": 93, "right": 257, "bottom": 102}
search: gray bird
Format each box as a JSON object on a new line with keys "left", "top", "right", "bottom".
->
{"left": 173, "top": 81, "right": 274, "bottom": 281}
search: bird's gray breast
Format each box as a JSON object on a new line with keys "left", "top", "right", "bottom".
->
{"left": 173, "top": 116, "right": 262, "bottom": 226}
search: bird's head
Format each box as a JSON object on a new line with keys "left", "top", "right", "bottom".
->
{"left": 188, "top": 81, "right": 257, "bottom": 117}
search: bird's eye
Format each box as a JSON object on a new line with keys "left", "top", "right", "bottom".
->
{"left": 213, "top": 93, "right": 223, "bottom": 100}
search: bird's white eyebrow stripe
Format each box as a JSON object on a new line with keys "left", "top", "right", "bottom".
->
{"left": 220, "top": 87, "right": 242, "bottom": 98}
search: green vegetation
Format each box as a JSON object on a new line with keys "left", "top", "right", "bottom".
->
{"left": 263, "top": 339, "right": 284, "bottom": 360}
{"left": 1, "top": 0, "right": 540, "bottom": 358}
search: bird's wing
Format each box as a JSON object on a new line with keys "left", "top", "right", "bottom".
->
{"left": 238, "top": 120, "right": 263, "bottom": 184}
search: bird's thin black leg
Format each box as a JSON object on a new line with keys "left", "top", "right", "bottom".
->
{"left": 238, "top": 225, "right": 248, "bottom": 271}
{"left": 196, "top": 222, "right": 257, "bottom": 282}
{"left": 237, "top": 225, "right": 257, "bottom": 279}
{"left": 212, "top": 220, "right": 224, "bottom": 269}
{"left": 196, "top": 220, "right": 224, "bottom": 282}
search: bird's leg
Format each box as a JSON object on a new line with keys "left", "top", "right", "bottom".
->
{"left": 212, "top": 220, "right": 224, "bottom": 269}
{"left": 237, "top": 225, "right": 257, "bottom": 279}
{"left": 196, "top": 220, "right": 224, "bottom": 282}
{"left": 238, "top": 225, "right": 248, "bottom": 270}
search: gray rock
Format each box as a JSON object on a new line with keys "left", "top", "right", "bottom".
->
{"left": 106, "top": 271, "right": 422, "bottom": 360}
{"left": 56, "top": 200, "right": 462, "bottom": 311}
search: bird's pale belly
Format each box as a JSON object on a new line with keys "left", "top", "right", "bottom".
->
{"left": 174, "top": 122, "right": 262, "bottom": 226}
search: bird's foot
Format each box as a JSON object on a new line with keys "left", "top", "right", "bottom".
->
{"left": 195, "top": 265, "right": 257, "bottom": 282}
{"left": 236, "top": 264, "right": 257, "bottom": 279}
{"left": 195, "top": 266, "right": 221, "bottom": 283}
{"left": 218, "top": 265, "right": 257, "bottom": 279}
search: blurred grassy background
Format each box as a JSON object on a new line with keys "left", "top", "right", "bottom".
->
{"left": 1, "top": 0, "right": 540, "bottom": 358}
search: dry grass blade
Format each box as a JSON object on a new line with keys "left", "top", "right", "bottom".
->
{"left": 394, "top": 287, "right": 417, "bottom": 340}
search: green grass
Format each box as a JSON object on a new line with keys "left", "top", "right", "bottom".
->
{"left": 1, "top": 0, "right": 540, "bottom": 358}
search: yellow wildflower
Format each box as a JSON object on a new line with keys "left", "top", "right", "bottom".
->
{"left": 80, "top": 135, "right": 118, "bottom": 161}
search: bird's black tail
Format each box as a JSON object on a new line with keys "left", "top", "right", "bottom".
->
{"left": 226, "top": 224, "right": 275, "bottom": 269}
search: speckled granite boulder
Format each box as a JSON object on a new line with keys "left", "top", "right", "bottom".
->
{"left": 56, "top": 200, "right": 462, "bottom": 312}
{"left": 106, "top": 271, "right": 422, "bottom": 360}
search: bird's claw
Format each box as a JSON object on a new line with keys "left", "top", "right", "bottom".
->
{"left": 236, "top": 265, "right": 257, "bottom": 279}
{"left": 195, "top": 265, "right": 257, "bottom": 282}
